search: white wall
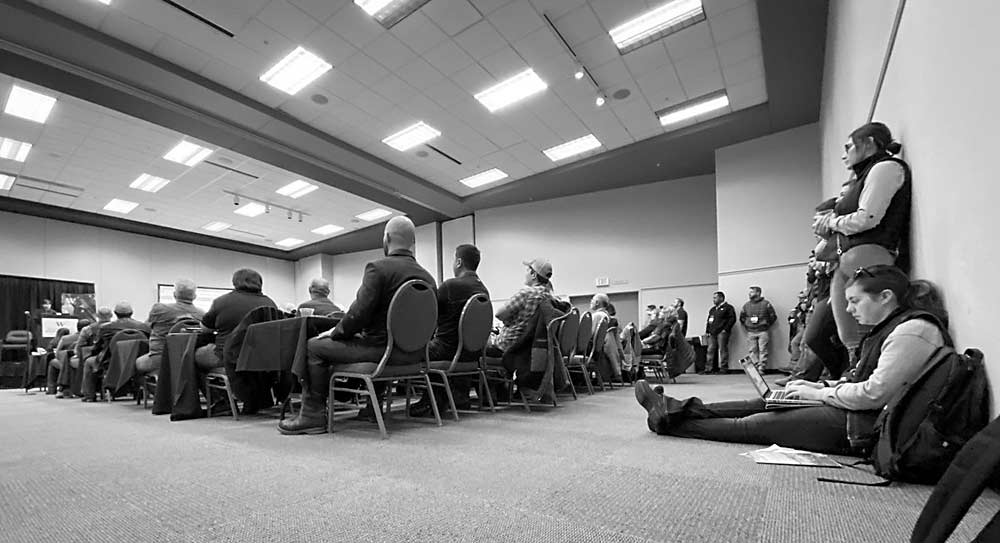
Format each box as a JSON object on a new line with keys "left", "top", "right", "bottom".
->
{"left": 475, "top": 175, "right": 719, "bottom": 305}
{"left": 714, "top": 123, "right": 822, "bottom": 369}
{"left": 415, "top": 222, "right": 440, "bottom": 284}
{"left": 329, "top": 247, "right": 382, "bottom": 310}
{"left": 441, "top": 215, "right": 475, "bottom": 257}
{"left": 821, "top": 0, "right": 1000, "bottom": 413}
{"left": 294, "top": 253, "right": 323, "bottom": 304}
{"left": 0, "top": 211, "right": 296, "bottom": 318}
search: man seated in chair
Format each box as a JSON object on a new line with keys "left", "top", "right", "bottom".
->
{"left": 46, "top": 319, "right": 89, "bottom": 395}
{"left": 641, "top": 308, "right": 674, "bottom": 355}
{"left": 297, "top": 278, "right": 342, "bottom": 316}
{"left": 409, "top": 243, "right": 491, "bottom": 417}
{"left": 589, "top": 294, "right": 624, "bottom": 383}
{"left": 63, "top": 307, "right": 112, "bottom": 398}
{"left": 486, "top": 258, "right": 570, "bottom": 358}
{"left": 135, "top": 279, "right": 205, "bottom": 377}
{"left": 80, "top": 302, "right": 151, "bottom": 402}
{"left": 279, "top": 216, "right": 437, "bottom": 435}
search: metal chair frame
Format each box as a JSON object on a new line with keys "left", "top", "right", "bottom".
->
{"left": 425, "top": 294, "right": 495, "bottom": 421}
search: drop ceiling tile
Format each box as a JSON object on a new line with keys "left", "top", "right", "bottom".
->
{"left": 471, "top": 0, "right": 514, "bottom": 15}
{"left": 424, "top": 40, "right": 475, "bottom": 76}
{"left": 528, "top": 0, "right": 585, "bottom": 20}
{"left": 235, "top": 18, "right": 295, "bottom": 58}
{"left": 338, "top": 51, "right": 389, "bottom": 87}
{"left": 352, "top": 91, "right": 396, "bottom": 119}
{"left": 488, "top": 0, "right": 545, "bottom": 43}
{"left": 553, "top": 4, "right": 605, "bottom": 47}
{"left": 326, "top": 2, "right": 384, "bottom": 48}
{"left": 511, "top": 26, "right": 563, "bottom": 66}
{"left": 611, "top": 96, "right": 660, "bottom": 137}
{"left": 371, "top": 74, "right": 419, "bottom": 105}
{"left": 717, "top": 31, "right": 763, "bottom": 68}
{"left": 425, "top": 78, "right": 474, "bottom": 108}
{"left": 703, "top": 0, "right": 752, "bottom": 17}
{"left": 455, "top": 20, "right": 508, "bottom": 60}
{"left": 199, "top": 59, "right": 254, "bottom": 91}
{"left": 680, "top": 67, "right": 724, "bottom": 99}
{"left": 365, "top": 33, "right": 417, "bottom": 72}
{"left": 452, "top": 63, "right": 496, "bottom": 94}
{"left": 290, "top": 0, "right": 348, "bottom": 22}
{"left": 674, "top": 48, "right": 724, "bottom": 96}
{"left": 321, "top": 71, "right": 367, "bottom": 102}
{"left": 479, "top": 46, "right": 530, "bottom": 79}
{"left": 504, "top": 140, "right": 547, "bottom": 172}
{"left": 396, "top": 58, "right": 446, "bottom": 91}
{"left": 722, "top": 54, "right": 764, "bottom": 87}
{"left": 256, "top": 0, "right": 319, "bottom": 41}
{"left": 390, "top": 11, "right": 448, "bottom": 54}
{"left": 622, "top": 42, "right": 672, "bottom": 78}
{"left": 503, "top": 110, "right": 560, "bottom": 149}
{"left": 302, "top": 25, "right": 357, "bottom": 67}
{"left": 663, "top": 22, "right": 715, "bottom": 62}
{"left": 152, "top": 36, "right": 210, "bottom": 74}
{"left": 707, "top": 2, "right": 758, "bottom": 44}
{"left": 240, "top": 80, "right": 289, "bottom": 108}
{"left": 574, "top": 34, "right": 620, "bottom": 70}
{"left": 99, "top": 12, "right": 164, "bottom": 51}
{"left": 727, "top": 76, "right": 767, "bottom": 109}
{"left": 528, "top": 51, "right": 577, "bottom": 85}
{"left": 580, "top": 108, "right": 632, "bottom": 149}
{"left": 531, "top": 96, "right": 588, "bottom": 140}
{"left": 400, "top": 93, "right": 448, "bottom": 121}
{"left": 589, "top": 0, "right": 647, "bottom": 29}
{"left": 421, "top": 0, "right": 483, "bottom": 37}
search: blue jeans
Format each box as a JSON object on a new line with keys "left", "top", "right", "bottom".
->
{"left": 660, "top": 395, "right": 852, "bottom": 455}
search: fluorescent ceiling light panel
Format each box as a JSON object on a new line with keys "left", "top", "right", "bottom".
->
{"left": 543, "top": 134, "right": 602, "bottom": 162}
{"left": 276, "top": 179, "right": 318, "bottom": 199}
{"left": 95, "top": 0, "right": 111, "bottom": 4}
{"left": 275, "top": 237, "right": 305, "bottom": 248}
{"left": 312, "top": 224, "right": 345, "bottom": 236}
{"left": 103, "top": 198, "right": 138, "bottom": 214}
{"left": 355, "top": 208, "right": 392, "bottom": 221}
{"left": 129, "top": 173, "right": 171, "bottom": 193}
{"left": 658, "top": 91, "right": 730, "bottom": 127}
{"left": 382, "top": 122, "right": 441, "bottom": 152}
{"left": 0, "top": 137, "right": 32, "bottom": 162}
{"left": 233, "top": 202, "right": 267, "bottom": 217}
{"left": 0, "top": 174, "right": 15, "bottom": 191}
{"left": 474, "top": 69, "right": 548, "bottom": 113}
{"left": 163, "top": 140, "right": 213, "bottom": 166}
{"left": 354, "top": 0, "right": 431, "bottom": 28}
{"left": 609, "top": 0, "right": 705, "bottom": 53}
{"left": 260, "top": 46, "right": 332, "bottom": 95}
{"left": 4, "top": 85, "right": 57, "bottom": 124}
{"left": 460, "top": 168, "right": 508, "bottom": 188}
{"left": 202, "top": 221, "right": 232, "bottom": 232}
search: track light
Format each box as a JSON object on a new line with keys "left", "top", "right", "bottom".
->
{"left": 595, "top": 93, "right": 607, "bottom": 107}
{"left": 287, "top": 209, "right": 292, "bottom": 220}
{"left": 233, "top": 194, "right": 240, "bottom": 206}
{"left": 574, "top": 67, "right": 584, "bottom": 80}
{"left": 265, "top": 204, "right": 271, "bottom": 214}
{"left": 298, "top": 212, "right": 303, "bottom": 223}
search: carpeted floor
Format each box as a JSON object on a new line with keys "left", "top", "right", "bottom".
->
{"left": 1, "top": 374, "right": 996, "bottom": 542}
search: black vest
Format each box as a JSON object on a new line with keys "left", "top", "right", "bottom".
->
{"left": 834, "top": 154, "right": 912, "bottom": 265}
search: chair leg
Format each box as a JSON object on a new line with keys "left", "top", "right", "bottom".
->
{"left": 205, "top": 378, "right": 212, "bottom": 418}
{"left": 423, "top": 374, "right": 443, "bottom": 427}
{"left": 437, "top": 372, "right": 459, "bottom": 422}
{"left": 224, "top": 378, "right": 239, "bottom": 420}
{"left": 364, "top": 377, "right": 388, "bottom": 439}
{"left": 478, "top": 371, "right": 496, "bottom": 413}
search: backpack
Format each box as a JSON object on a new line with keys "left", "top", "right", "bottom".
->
{"left": 871, "top": 347, "right": 990, "bottom": 484}
{"left": 910, "top": 415, "right": 1000, "bottom": 543}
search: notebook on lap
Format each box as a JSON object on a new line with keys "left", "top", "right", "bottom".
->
{"left": 738, "top": 357, "right": 824, "bottom": 409}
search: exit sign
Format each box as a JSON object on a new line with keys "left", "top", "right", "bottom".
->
{"left": 595, "top": 277, "right": 610, "bottom": 287}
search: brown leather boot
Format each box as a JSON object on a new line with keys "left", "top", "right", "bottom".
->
{"left": 277, "top": 391, "right": 327, "bottom": 435}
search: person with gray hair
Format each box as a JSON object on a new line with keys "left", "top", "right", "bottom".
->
{"left": 81, "top": 301, "right": 150, "bottom": 402}
{"left": 297, "top": 278, "right": 342, "bottom": 316}
{"left": 135, "top": 279, "right": 206, "bottom": 376}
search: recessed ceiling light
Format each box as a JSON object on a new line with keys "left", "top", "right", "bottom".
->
{"left": 474, "top": 69, "right": 548, "bottom": 113}
{"left": 382, "top": 122, "right": 441, "bottom": 152}
{"left": 0, "top": 174, "right": 15, "bottom": 191}
{"left": 129, "top": 173, "right": 171, "bottom": 193}
{"left": 234, "top": 202, "right": 267, "bottom": 217}
{"left": 202, "top": 221, "right": 232, "bottom": 232}
{"left": 275, "top": 237, "right": 305, "bottom": 248}
{"left": 275, "top": 179, "right": 318, "bottom": 199}
{"left": 0, "top": 137, "right": 32, "bottom": 162}
{"left": 103, "top": 198, "right": 139, "bottom": 214}
{"left": 460, "top": 168, "right": 508, "bottom": 188}
{"left": 543, "top": 134, "right": 602, "bottom": 162}
{"left": 95, "top": 0, "right": 111, "bottom": 4}
{"left": 657, "top": 91, "right": 730, "bottom": 127}
{"left": 4, "top": 85, "right": 57, "bottom": 124}
{"left": 609, "top": 0, "right": 705, "bottom": 53}
{"left": 260, "top": 46, "right": 332, "bottom": 95}
{"left": 163, "top": 140, "right": 213, "bottom": 166}
{"left": 355, "top": 208, "right": 392, "bottom": 221}
{"left": 312, "top": 224, "right": 345, "bottom": 236}
{"left": 354, "top": 0, "right": 431, "bottom": 27}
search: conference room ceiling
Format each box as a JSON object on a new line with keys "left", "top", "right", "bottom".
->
{"left": 0, "top": 0, "right": 827, "bottom": 259}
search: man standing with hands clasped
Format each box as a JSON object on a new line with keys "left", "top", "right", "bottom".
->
{"left": 704, "top": 292, "right": 736, "bottom": 373}
{"left": 740, "top": 286, "right": 777, "bottom": 373}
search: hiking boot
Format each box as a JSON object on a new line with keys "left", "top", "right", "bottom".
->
{"left": 635, "top": 380, "right": 670, "bottom": 434}
{"left": 277, "top": 392, "right": 327, "bottom": 435}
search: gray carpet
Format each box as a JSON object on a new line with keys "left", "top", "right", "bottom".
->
{"left": 1, "top": 375, "right": 996, "bottom": 542}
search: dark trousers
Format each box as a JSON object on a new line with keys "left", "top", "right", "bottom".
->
{"left": 801, "top": 298, "right": 849, "bottom": 379}
{"left": 660, "top": 395, "right": 851, "bottom": 455}
{"left": 706, "top": 330, "right": 730, "bottom": 371}
{"left": 306, "top": 337, "right": 410, "bottom": 399}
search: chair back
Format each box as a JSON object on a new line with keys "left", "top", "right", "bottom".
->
{"left": 223, "top": 305, "right": 285, "bottom": 367}
{"left": 575, "top": 311, "right": 593, "bottom": 356}
{"left": 556, "top": 308, "right": 579, "bottom": 359}
{"left": 590, "top": 317, "right": 609, "bottom": 360}
{"left": 630, "top": 322, "right": 642, "bottom": 358}
{"left": 168, "top": 318, "right": 202, "bottom": 334}
{"left": 449, "top": 294, "right": 493, "bottom": 370}
{"left": 3, "top": 330, "right": 31, "bottom": 344}
{"left": 385, "top": 279, "right": 438, "bottom": 354}
{"left": 108, "top": 329, "right": 149, "bottom": 353}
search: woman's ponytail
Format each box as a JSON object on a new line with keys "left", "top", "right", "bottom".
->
{"left": 904, "top": 279, "right": 949, "bottom": 327}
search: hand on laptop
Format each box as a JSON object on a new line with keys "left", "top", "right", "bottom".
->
{"left": 785, "top": 381, "right": 826, "bottom": 401}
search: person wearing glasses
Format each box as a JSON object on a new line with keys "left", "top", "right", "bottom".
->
{"left": 813, "top": 122, "right": 910, "bottom": 362}
{"left": 634, "top": 266, "right": 947, "bottom": 455}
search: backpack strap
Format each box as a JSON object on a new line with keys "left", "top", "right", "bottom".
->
{"left": 910, "top": 416, "right": 1000, "bottom": 543}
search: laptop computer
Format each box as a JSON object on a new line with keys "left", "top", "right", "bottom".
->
{"left": 738, "top": 357, "right": 824, "bottom": 408}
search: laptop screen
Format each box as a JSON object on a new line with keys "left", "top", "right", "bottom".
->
{"left": 740, "top": 357, "right": 771, "bottom": 397}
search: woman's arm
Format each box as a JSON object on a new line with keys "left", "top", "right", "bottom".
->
{"left": 828, "top": 161, "right": 906, "bottom": 235}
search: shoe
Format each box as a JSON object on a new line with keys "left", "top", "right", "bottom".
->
{"left": 351, "top": 402, "right": 379, "bottom": 423}
{"left": 208, "top": 400, "right": 233, "bottom": 417}
{"left": 634, "top": 380, "right": 669, "bottom": 434}
{"left": 407, "top": 398, "right": 434, "bottom": 418}
{"left": 55, "top": 390, "right": 66, "bottom": 399}
{"left": 277, "top": 393, "right": 328, "bottom": 435}
{"left": 81, "top": 396, "right": 97, "bottom": 403}
{"left": 774, "top": 376, "right": 791, "bottom": 387}
{"left": 45, "top": 387, "right": 56, "bottom": 395}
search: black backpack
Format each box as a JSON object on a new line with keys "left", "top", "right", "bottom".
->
{"left": 910, "top": 416, "right": 1000, "bottom": 543}
{"left": 871, "top": 347, "right": 990, "bottom": 484}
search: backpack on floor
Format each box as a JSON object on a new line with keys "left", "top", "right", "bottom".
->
{"left": 910, "top": 416, "right": 1000, "bottom": 543}
{"left": 871, "top": 347, "right": 990, "bottom": 484}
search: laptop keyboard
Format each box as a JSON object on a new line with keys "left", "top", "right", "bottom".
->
{"left": 770, "top": 389, "right": 788, "bottom": 400}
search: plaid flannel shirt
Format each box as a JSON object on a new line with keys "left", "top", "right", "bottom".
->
{"left": 496, "top": 285, "right": 551, "bottom": 351}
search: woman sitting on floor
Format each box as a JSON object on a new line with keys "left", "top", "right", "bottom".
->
{"left": 634, "top": 265, "right": 947, "bottom": 455}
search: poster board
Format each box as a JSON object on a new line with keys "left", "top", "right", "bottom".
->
{"left": 41, "top": 317, "right": 79, "bottom": 338}
{"left": 60, "top": 293, "right": 97, "bottom": 320}
{"left": 157, "top": 284, "right": 232, "bottom": 313}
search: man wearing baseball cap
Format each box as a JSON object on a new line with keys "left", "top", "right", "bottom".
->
{"left": 490, "top": 257, "right": 567, "bottom": 355}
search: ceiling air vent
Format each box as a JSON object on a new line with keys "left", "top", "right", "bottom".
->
{"left": 203, "top": 160, "right": 259, "bottom": 179}
{"left": 10, "top": 176, "right": 84, "bottom": 198}
{"left": 159, "top": 1, "right": 234, "bottom": 37}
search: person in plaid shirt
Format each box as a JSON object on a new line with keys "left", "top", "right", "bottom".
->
{"left": 492, "top": 258, "right": 560, "bottom": 352}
